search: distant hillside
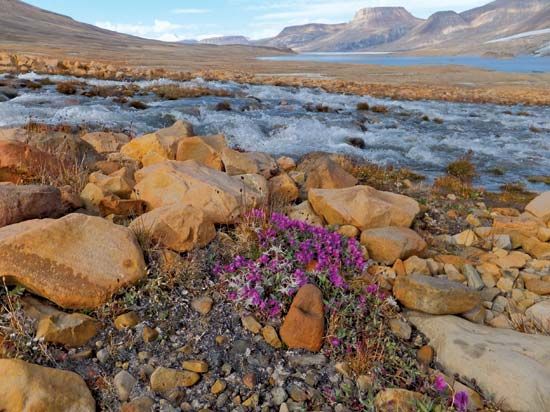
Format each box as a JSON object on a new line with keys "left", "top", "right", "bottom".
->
{"left": 256, "top": 0, "right": 550, "bottom": 55}
{"left": 0, "top": 0, "right": 286, "bottom": 65}
{"left": 198, "top": 36, "right": 252, "bottom": 46}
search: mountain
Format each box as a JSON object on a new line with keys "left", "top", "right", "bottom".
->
{"left": 0, "top": 0, "right": 284, "bottom": 66}
{"left": 198, "top": 36, "right": 252, "bottom": 46}
{"left": 256, "top": 0, "right": 550, "bottom": 55}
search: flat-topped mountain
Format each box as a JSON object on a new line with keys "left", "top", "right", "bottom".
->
{"left": 198, "top": 36, "right": 252, "bottom": 46}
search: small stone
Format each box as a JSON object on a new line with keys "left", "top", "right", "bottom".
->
{"left": 288, "top": 384, "right": 309, "bottom": 402}
{"left": 403, "top": 256, "right": 430, "bottom": 276}
{"left": 462, "top": 265, "right": 484, "bottom": 290}
{"left": 338, "top": 225, "right": 359, "bottom": 238}
{"left": 492, "top": 296, "right": 509, "bottom": 313}
{"left": 262, "top": 325, "right": 282, "bottom": 348}
{"left": 142, "top": 326, "right": 159, "bottom": 342}
{"left": 389, "top": 318, "right": 412, "bottom": 340}
{"left": 114, "top": 312, "right": 139, "bottom": 330}
{"left": 271, "top": 387, "right": 288, "bottom": 405}
{"left": 243, "top": 372, "right": 257, "bottom": 389}
{"left": 215, "top": 335, "right": 228, "bottom": 345}
{"left": 241, "top": 315, "right": 262, "bottom": 334}
{"left": 242, "top": 393, "right": 259, "bottom": 408}
{"left": 462, "top": 305, "right": 486, "bottom": 324}
{"left": 96, "top": 348, "right": 110, "bottom": 364}
{"left": 150, "top": 367, "right": 200, "bottom": 394}
{"left": 191, "top": 296, "right": 213, "bottom": 315}
{"left": 35, "top": 312, "right": 100, "bottom": 347}
{"left": 356, "top": 375, "right": 374, "bottom": 392}
{"left": 497, "top": 277, "right": 515, "bottom": 292}
{"left": 114, "top": 370, "right": 137, "bottom": 402}
{"left": 182, "top": 360, "right": 208, "bottom": 373}
{"left": 211, "top": 379, "right": 227, "bottom": 395}
{"left": 453, "top": 229, "right": 478, "bottom": 247}
{"left": 416, "top": 345, "right": 433, "bottom": 367}
{"left": 121, "top": 396, "right": 154, "bottom": 412}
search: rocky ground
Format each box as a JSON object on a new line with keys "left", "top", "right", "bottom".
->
{"left": 0, "top": 71, "right": 549, "bottom": 412}
{"left": 1, "top": 52, "right": 550, "bottom": 106}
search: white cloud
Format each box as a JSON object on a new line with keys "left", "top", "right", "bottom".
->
{"left": 172, "top": 8, "right": 210, "bottom": 15}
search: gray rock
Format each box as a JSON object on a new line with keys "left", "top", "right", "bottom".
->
{"left": 408, "top": 312, "right": 550, "bottom": 412}
{"left": 287, "top": 354, "right": 327, "bottom": 368}
{"left": 114, "top": 370, "right": 136, "bottom": 402}
{"left": 271, "top": 387, "right": 288, "bottom": 405}
{"left": 463, "top": 264, "right": 485, "bottom": 290}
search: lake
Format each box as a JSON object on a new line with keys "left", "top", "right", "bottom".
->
{"left": 259, "top": 54, "right": 550, "bottom": 73}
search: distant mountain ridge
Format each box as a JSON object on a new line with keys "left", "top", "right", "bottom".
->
{"left": 242, "top": 0, "right": 549, "bottom": 55}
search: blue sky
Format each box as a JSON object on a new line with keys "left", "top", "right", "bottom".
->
{"left": 25, "top": 0, "right": 489, "bottom": 41}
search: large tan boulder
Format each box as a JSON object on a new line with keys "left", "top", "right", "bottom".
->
{"left": 176, "top": 134, "right": 227, "bottom": 170}
{"left": 129, "top": 205, "right": 216, "bottom": 252}
{"left": 309, "top": 185, "right": 420, "bottom": 230}
{"left": 0, "top": 184, "right": 64, "bottom": 228}
{"left": 88, "top": 167, "right": 135, "bottom": 199}
{"left": 0, "top": 141, "right": 63, "bottom": 183}
{"left": 0, "top": 213, "right": 146, "bottom": 309}
{"left": 408, "top": 313, "right": 550, "bottom": 412}
{"left": 360, "top": 227, "right": 426, "bottom": 265}
{"left": 393, "top": 275, "right": 480, "bottom": 315}
{"left": 525, "top": 191, "right": 550, "bottom": 223}
{"left": 80, "top": 131, "right": 131, "bottom": 154}
{"left": 134, "top": 160, "right": 266, "bottom": 224}
{"left": 280, "top": 284, "right": 324, "bottom": 352}
{"left": 221, "top": 148, "right": 278, "bottom": 178}
{"left": 297, "top": 155, "right": 357, "bottom": 192}
{"left": 269, "top": 173, "right": 299, "bottom": 203}
{"left": 120, "top": 120, "right": 194, "bottom": 163}
{"left": 0, "top": 359, "right": 95, "bottom": 412}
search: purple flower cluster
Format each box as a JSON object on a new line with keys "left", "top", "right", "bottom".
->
{"left": 217, "top": 210, "right": 366, "bottom": 318}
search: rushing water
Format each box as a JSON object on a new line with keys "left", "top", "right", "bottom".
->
{"left": 1, "top": 72, "right": 549, "bottom": 190}
{"left": 259, "top": 54, "right": 550, "bottom": 73}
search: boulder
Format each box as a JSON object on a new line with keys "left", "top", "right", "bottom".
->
{"left": 393, "top": 275, "right": 480, "bottom": 315}
{"left": 408, "top": 313, "right": 550, "bottom": 412}
{"left": 297, "top": 155, "right": 357, "bottom": 192}
{"left": 0, "top": 213, "right": 146, "bottom": 309}
{"left": 525, "top": 191, "right": 550, "bottom": 223}
{"left": 268, "top": 173, "right": 299, "bottom": 203}
{"left": 0, "top": 359, "right": 95, "bottom": 412}
{"left": 80, "top": 131, "right": 131, "bottom": 153}
{"left": 89, "top": 168, "right": 135, "bottom": 199}
{"left": 287, "top": 201, "right": 324, "bottom": 226}
{"left": 0, "top": 141, "right": 63, "bottom": 183}
{"left": 129, "top": 205, "right": 216, "bottom": 252}
{"left": 120, "top": 121, "right": 194, "bottom": 163}
{"left": 98, "top": 196, "right": 146, "bottom": 217}
{"left": 176, "top": 134, "right": 227, "bottom": 170}
{"left": 221, "top": 148, "right": 278, "bottom": 178}
{"left": 280, "top": 284, "right": 324, "bottom": 352}
{"left": 0, "top": 184, "right": 64, "bottom": 228}
{"left": 522, "top": 237, "right": 550, "bottom": 259}
{"left": 134, "top": 160, "right": 265, "bottom": 224}
{"left": 309, "top": 185, "right": 420, "bottom": 230}
{"left": 360, "top": 227, "right": 426, "bottom": 265}
{"left": 525, "top": 300, "right": 550, "bottom": 328}
{"left": 276, "top": 156, "right": 296, "bottom": 171}
{"left": 29, "top": 132, "right": 101, "bottom": 167}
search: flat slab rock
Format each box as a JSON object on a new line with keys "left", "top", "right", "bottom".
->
{"left": 407, "top": 312, "right": 550, "bottom": 412}
{"left": 0, "top": 213, "right": 146, "bottom": 309}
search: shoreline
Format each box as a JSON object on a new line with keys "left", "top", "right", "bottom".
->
{"left": 2, "top": 51, "right": 550, "bottom": 106}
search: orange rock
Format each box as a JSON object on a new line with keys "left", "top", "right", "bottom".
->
{"left": 280, "top": 284, "right": 324, "bottom": 352}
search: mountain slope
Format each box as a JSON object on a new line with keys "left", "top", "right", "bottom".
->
{"left": 0, "top": 0, "right": 285, "bottom": 65}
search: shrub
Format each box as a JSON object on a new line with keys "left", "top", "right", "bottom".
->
{"left": 446, "top": 152, "right": 477, "bottom": 183}
{"left": 150, "top": 84, "right": 233, "bottom": 100}
{"left": 129, "top": 100, "right": 148, "bottom": 110}
{"left": 356, "top": 102, "right": 370, "bottom": 111}
{"left": 215, "top": 101, "right": 232, "bottom": 111}
{"left": 216, "top": 210, "right": 429, "bottom": 393}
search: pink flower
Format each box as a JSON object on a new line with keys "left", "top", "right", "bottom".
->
{"left": 329, "top": 337, "right": 341, "bottom": 346}
{"left": 434, "top": 375, "right": 447, "bottom": 392}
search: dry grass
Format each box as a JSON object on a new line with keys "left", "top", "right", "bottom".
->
{"left": 356, "top": 102, "right": 370, "bottom": 111}
{"left": 510, "top": 312, "right": 550, "bottom": 336}
{"left": 446, "top": 152, "right": 477, "bottom": 183}
{"left": 371, "top": 105, "right": 388, "bottom": 114}
{"left": 149, "top": 84, "right": 234, "bottom": 100}
{"left": 432, "top": 175, "right": 481, "bottom": 199}
{"left": 349, "top": 160, "right": 425, "bottom": 191}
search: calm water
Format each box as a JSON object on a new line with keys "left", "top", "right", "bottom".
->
{"left": 1, "top": 72, "right": 549, "bottom": 190}
{"left": 260, "top": 54, "right": 550, "bottom": 73}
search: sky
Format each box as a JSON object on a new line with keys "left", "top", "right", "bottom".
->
{"left": 25, "top": 0, "right": 490, "bottom": 41}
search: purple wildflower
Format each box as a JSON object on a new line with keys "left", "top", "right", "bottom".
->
{"left": 329, "top": 337, "right": 341, "bottom": 346}
{"left": 434, "top": 375, "right": 447, "bottom": 392}
{"left": 453, "top": 391, "right": 469, "bottom": 412}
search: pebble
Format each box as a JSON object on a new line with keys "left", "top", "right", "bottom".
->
{"left": 241, "top": 315, "right": 262, "bottom": 334}
{"left": 182, "top": 360, "right": 209, "bottom": 373}
{"left": 271, "top": 387, "right": 288, "bottom": 405}
{"left": 142, "top": 326, "right": 159, "bottom": 342}
{"left": 191, "top": 296, "right": 214, "bottom": 315}
{"left": 114, "top": 370, "right": 137, "bottom": 402}
{"left": 389, "top": 318, "right": 412, "bottom": 340}
{"left": 96, "top": 348, "right": 110, "bottom": 364}
{"left": 262, "top": 325, "right": 283, "bottom": 348}
{"left": 114, "top": 312, "right": 140, "bottom": 330}
{"left": 211, "top": 379, "right": 227, "bottom": 395}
